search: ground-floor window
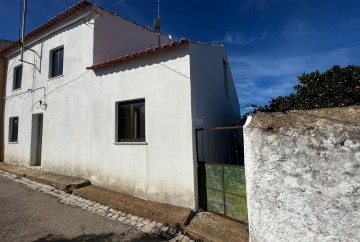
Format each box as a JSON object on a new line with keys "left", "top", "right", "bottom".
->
{"left": 9, "top": 117, "right": 19, "bottom": 142}
{"left": 116, "top": 99, "right": 145, "bottom": 142}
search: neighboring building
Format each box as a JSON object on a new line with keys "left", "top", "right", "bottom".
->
{"left": 0, "top": 1, "right": 239, "bottom": 209}
{"left": 0, "top": 39, "right": 13, "bottom": 161}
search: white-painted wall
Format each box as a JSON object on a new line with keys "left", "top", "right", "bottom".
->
{"left": 3, "top": 10, "right": 240, "bottom": 210}
{"left": 41, "top": 47, "right": 196, "bottom": 208}
{"left": 4, "top": 18, "right": 196, "bottom": 207}
{"left": 93, "top": 12, "right": 171, "bottom": 64}
{"left": 189, "top": 43, "right": 240, "bottom": 128}
{"left": 188, "top": 43, "right": 240, "bottom": 208}
{"left": 4, "top": 14, "right": 94, "bottom": 168}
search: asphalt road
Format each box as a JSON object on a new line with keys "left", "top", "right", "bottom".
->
{"left": 0, "top": 176, "right": 163, "bottom": 242}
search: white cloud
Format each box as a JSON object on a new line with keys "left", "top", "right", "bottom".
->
{"left": 223, "top": 33, "right": 255, "bottom": 46}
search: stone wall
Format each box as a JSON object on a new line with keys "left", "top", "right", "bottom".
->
{"left": 244, "top": 106, "right": 360, "bottom": 242}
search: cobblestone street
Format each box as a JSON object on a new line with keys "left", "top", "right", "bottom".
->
{"left": 0, "top": 170, "right": 193, "bottom": 242}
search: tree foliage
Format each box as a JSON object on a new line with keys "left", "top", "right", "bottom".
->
{"left": 242, "top": 65, "right": 360, "bottom": 121}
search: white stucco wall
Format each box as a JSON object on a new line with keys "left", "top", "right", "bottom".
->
{"left": 4, "top": 21, "right": 196, "bottom": 208}
{"left": 41, "top": 46, "right": 196, "bottom": 208}
{"left": 4, "top": 13, "right": 94, "bottom": 168}
{"left": 188, "top": 43, "right": 240, "bottom": 208}
{"left": 93, "top": 12, "right": 171, "bottom": 64}
{"left": 3, "top": 8, "right": 240, "bottom": 210}
{"left": 189, "top": 43, "right": 240, "bottom": 128}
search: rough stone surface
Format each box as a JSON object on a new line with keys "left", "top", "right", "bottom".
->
{"left": 244, "top": 106, "right": 360, "bottom": 242}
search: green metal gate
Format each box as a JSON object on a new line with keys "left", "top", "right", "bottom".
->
{"left": 196, "top": 126, "right": 247, "bottom": 222}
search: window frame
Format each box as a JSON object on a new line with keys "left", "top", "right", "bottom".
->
{"left": 115, "top": 99, "right": 146, "bottom": 143}
{"left": 9, "top": 117, "right": 19, "bottom": 143}
{"left": 49, "top": 46, "right": 64, "bottom": 78}
{"left": 13, "top": 64, "right": 23, "bottom": 91}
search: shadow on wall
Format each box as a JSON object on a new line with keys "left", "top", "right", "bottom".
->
{"left": 33, "top": 232, "right": 160, "bottom": 242}
{"left": 92, "top": 45, "right": 190, "bottom": 79}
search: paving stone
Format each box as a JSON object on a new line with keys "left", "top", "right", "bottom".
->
{"left": 151, "top": 228, "right": 162, "bottom": 236}
{"left": 173, "top": 233, "right": 184, "bottom": 241}
{"left": 123, "top": 219, "right": 131, "bottom": 224}
{"left": 130, "top": 220, "right": 138, "bottom": 226}
{"left": 143, "top": 219, "right": 151, "bottom": 225}
{"left": 149, "top": 221, "right": 157, "bottom": 228}
{"left": 168, "top": 228, "right": 177, "bottom": 236}
{"left": 141, "top": 225, "right": 152, "bottom": 233}
{"left": 117, "top": 216, "right": 126, "bottom": 222}
{"left": 155, "top": 223, "right": 163, "bottom": 229}
{"left": 181, "top": 236, "right": 190, "bottom": 242}
{"left": 161, "top": 226, "right": 169, "bottom": 232}
{"left": 131, "top": 215, "right": 138, "bottom": 221}
{"left": 160, "top": 231, "right": 172, "bottom": 240}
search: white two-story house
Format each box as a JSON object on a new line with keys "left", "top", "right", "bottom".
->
{"left": 0, "top": 1, "right": 239, "bottom": 210}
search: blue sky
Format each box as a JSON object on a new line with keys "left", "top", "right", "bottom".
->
{"left": 1, "top": 0, "right": 360, "bottom": 110}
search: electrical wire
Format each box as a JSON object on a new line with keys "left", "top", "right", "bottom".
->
{"left": 45, "top": 70, "right": 90, "bottom": 98}
{"left": 91, "top": 0, "right": 128, "bottom": 21}
{"left": 110, "top": 0, "right": 127, "bottom": 9}
{"left": 31, "top": 70, "right": 90, "bottom": 109}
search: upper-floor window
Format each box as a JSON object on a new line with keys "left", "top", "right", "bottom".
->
{"left": 9, "top": 117, "right": 19, "bottom": 143}
{"left": 50, "top": 47, "right": 64, "bottom": 78}
{"left": 13, "top": 65, "right": 22, "bottom": 90}
{"left": 116, "top": 99, "right": 145, "bottom": 142}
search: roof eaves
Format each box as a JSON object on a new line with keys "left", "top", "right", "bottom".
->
{"left": 87, "top": 38, "right": 190, "bottom": 70}
{"left": 0, "top": 1, "right": 91, "bottom": 55}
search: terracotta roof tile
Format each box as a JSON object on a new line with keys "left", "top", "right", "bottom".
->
{"left": 87, "top": 39, "right": 224, "bottom": 70}
{"left": 0, "top": 1, "right": 91, "bottom": 55}
{"left": 87, "top": 39, "right": 191, "bottom": 70}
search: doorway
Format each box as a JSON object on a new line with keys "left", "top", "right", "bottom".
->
{"left": 30, "top": 114, "right": 43, "bottom": 166}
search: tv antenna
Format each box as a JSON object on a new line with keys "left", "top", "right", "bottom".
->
{"left": 153, "top": 0, "right": 161, "bottom": 46}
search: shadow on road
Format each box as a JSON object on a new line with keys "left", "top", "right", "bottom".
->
{"left": 33, "top": 232, "right": 161, "bottom": 242}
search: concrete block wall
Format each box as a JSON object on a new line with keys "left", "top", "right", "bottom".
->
{"left": 244, "top": 106, "right": 360, "bottom": 242}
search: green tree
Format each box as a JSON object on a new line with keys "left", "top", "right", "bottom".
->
{"left": 241, "top": 65, "right": 360, "bottom": 122}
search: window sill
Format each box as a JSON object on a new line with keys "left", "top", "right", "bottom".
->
{"left": 113, "top": 142, "right": 148, "bottom": 145}
{"left": 12, "top": 88, "right": 21, "bottom": 92}
{"left": 48, "top": 75, "right": 64, "bottom": 81}
{"left": 8, "top": 142, "right": 18, "bottom": 144}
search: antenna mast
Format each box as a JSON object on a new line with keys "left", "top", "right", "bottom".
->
{"left": 20, "top": 0, "right": 28, "bottom": 61}
{"left": 153, "top": 0, "right": 161, "bottom": 46}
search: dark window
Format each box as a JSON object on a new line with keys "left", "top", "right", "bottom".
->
{"left": 223, "top": 59, "right": 229, "bottom": 98}
{"left": 50, "top": 47, "right": 64, "bottom": 78}
{"left": 13, "top": 65, "right": 22, "bottom": 90}
{"left": 9, "top": 117, "right": 19, "bottom": 142}
{"left": 116, "top": 99, "right": 145, "bottom": 142}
